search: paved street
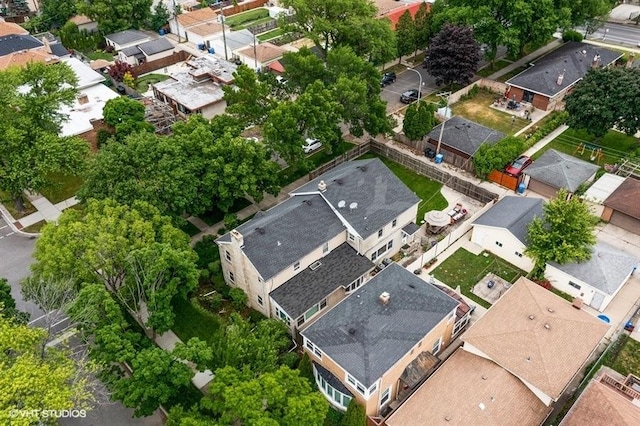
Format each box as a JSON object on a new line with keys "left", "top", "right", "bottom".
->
{"left": 382, "top": 65, "right": 440, "bottom": 113}
{"left": 586, "top": 22, "right": 640, "bottom": 48}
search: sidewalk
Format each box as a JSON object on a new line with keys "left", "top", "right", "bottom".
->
{"left": 155, "top": 330, "right": 214, "bottom": 391}
{"left": 522, "top": 124, "right": 569, "bottom": 157}
{"left": 0, "top": 192, "right": 79, "bottom": 236}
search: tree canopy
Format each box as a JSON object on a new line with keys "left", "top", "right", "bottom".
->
{"left": 77, "top": 0, "right": 153, "bottom": 34}
{"left": 564, "top": 67, "right": 640, "bottom": 138}
{"left": 425, "top": 24, "right": 480, "bottom": 87}
{"left": 0, "top": 62, "right": 88, "bottom": 211}
{"left": 102, "top": 97, "right": 154, "bottom": 139}
{"left": 525, "top": 189, "right": 598, "bottom": 269}
{"left": 403, "top": 102, "right": 436, "bottom": 141}
{"left": 222, "top": 65, "right": 277, "bottom": 126}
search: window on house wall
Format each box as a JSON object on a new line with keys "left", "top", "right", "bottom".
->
{"left": 304, "top": 305, "right": 319, "bottom": 320}
{"left": 294, "top": 261, "right": 300, "bottom": 271}
{"left": 276, "top": 307, "right": 290, "bottom": 326}
{"left": 225, "top": 250, "right": 231, "bottom": 262}
{"left": 515, "top": 251, "right": 523, "bottom": 258}
{"left": 356, "top": 383, "right": 366, "bottom": 395}
{"left": 297, "top": 317, "right": 305, "bottom": 327}
{"left": 387, "top": 240, "right": 393, "bottom": 250}
{"left": 346, "top": 277, "right": 363, "bottom": 293}
{"left": 392, "top": 219, "right": 397, "bottom": 228}
{"left": 257, "top": 295, "right": 263, "bottom": 306}
{"left": 380, "top": 386, "right": 391, "bottom": 407}
{"left": 569, "top": 281, "right": 581, "bottom": 290}
{"left": 228, "top": 271, "right": 235, "bottom": 282}
{"left": 347, "top": 374, "right": 356, "bottom": 386}
{"left": 369, "top": 382, "right": 378, "bottom": 395}
{"left": 431, "top": 337, "right": 442, "bottom": 355}
{"left": 453, "top": 316, "right": 469, "bottom": 336}
{"left": 378, "top": 229, "right": 384, "bottom": 238}
{"left": 348, "top": 233, "right": 355, "bottom": 242}
{"left": 323, "top": 242, "right": 329, "bottom": 254}
{"left": 320, "top": 298, "right": 327, "bottom": 309}
{"left": 495, "top": 241, "right": 503, "bottom": 247}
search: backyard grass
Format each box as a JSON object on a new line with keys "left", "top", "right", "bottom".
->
{"left": 532, "top": 128, "right": 639, "bottom": 165}
{"left": 451, "top": 88, "right": 530, "bottom": 135}
{"left": 21, "top": 220, "right": 47, "bottom": 233}
{"left": 171, "top": 296, "right": 223, "bottom": 345}
{"left": 607, "top": 335, "right": 640, "bottom": 378}
{"left": 257, "top": 27, "right": 285, "bottom": 42}
{"left": 0, "top": 190, "right": 36, "bottom": 218}
{"left": 40, "top": 172, "right": 83, "bottom": 204}
{"left": 225, "top": 8, "right": 270, "bottom": 28}
{"left": 198, "top": 197, "right": 252, "bottom": 226}
{"left": 476, "top": 59, "right": 512, "bottom": 78}
{"left": 278, "top": 141, "right": 356, "bottom": 186}
{"left": 181, "top": 220, "right": 201, "bottom": 237}
{"left": 431, "top": 248, "right": 526, "bottom": 309}
{"left": 358, "top": 153, "right": 448, "bottom": 223}
{"left": 136, "top": 73, "right": 170, "bottom": 93}
{"left": 497, "top": 66, "right": 526, "bottom": 83}
{"left": 84, "top": 50, "right": 115, "bottom": 61}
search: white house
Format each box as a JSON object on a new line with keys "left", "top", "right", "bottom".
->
{"left": 118, "top": 38, "right": 175, "bottom": 65}
{"left": 545, "top": 242, "right": 638, "bottom": 311}
{"left": 169, "top": 6, "right": 221, "bottom": 45}
{"left": 471, "top": 196, "right": 543, "bottom": 272}
{"left": 104, "top": 30, "right": 150, "bottom": 51}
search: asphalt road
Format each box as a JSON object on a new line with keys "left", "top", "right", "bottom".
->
{"left": 587, "top": 22, "right": 640, "bottom": 48}
{"left": 382, "top": 65, "right": 441, "bottom": 113}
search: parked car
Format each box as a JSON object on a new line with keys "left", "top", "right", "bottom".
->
{"left": 422, "top": 55, "right": 430, "bottom": 68}
{"left": 400, "top": 89, "right": 420, "bottom": 104}
{"left": 504, "top": 155, "right": 532, "bottom": 176}
{"left": 302, "top": 138, "right": 322, "bottom": 154}
{"left": 275, "top": 75, "right": 288, "bottom": 85}
{"left": 381, "top": 72, "right": 396, "bottom": 87}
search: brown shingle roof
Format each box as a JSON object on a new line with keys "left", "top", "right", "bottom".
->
{"left": 187, "top": 21, "right": 223, "bottom": 37}
{"left": 69, "top": 15, "right": 93, "bottom": 26}
{"left": 462, "top": 277, "right": 608, "bottom": 401}
{"left": 386, "top": 349, "right": 551, "bottom": 426}
{"left": 237, "top": 42, "right": 285, "bottom": 64}
{"left": 560, "top": 373, "right": 640, "bottom": 426}
{"left": 0, "top": 48, "right": 59, "bottom": 70}
{"left": 176, "top": 8, "right": 218, "bottom": 28}
{"left": 604, "top": 178, "right": 640, "bottom": 219}
{"left": 0, "top": 20, "right": 28, "bottom": 37}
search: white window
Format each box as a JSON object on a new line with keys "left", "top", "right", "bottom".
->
{"left": 348, "top": 233, "right": 355, "bottom": 242}
{"left": 378, "top": 229, "right": 384, "bottom": 238}
{"left": 345, "top": 277, "right": 363, "bottom": 293}
{"left": 569, "top": 281, "right": 581, "bottom": 290}
{"left": 315, "top": 366, "right": 352, "bottom": 411}
{"left": 356, "top": 383, "right": 366, "bottom": 395}
{"left": 392, "top": 219, "right": 397, "bottom": 228}
{"left": 453, "top": 316, "right": 469, "bottom": 336}
{"left": 347, "top": 374, "right": 356, "bottom": 386}
{"left": 515, "top": 251, "right": 523, "bottom": 258}
{"left": 294, "top": 261, "right": 300, "bottom": 271}
{"left": 228, "top": 271, "right": 235, "bottom": 282}
{"left": 257, "top": 295, "right": 263, "bottom": 306}
{"left": 323, "top": 242, "right": 329, "bottom": 254}
{"left": 276, "top": 307, "right": 291, "bottom": 326}
{"left": 380, "top": 386, "right": 391, "bottom": 407}
{"left": 495, "top": 241, "right": 503, "bottom": 247}
{"left": 225, "top": 250, "right": 231, "bottom": 262}
{"left": 305, "top": 339, "right": 322, "bottom": 359}
{"left": 369, "top": 381, "right": 378, "bottom": 395}
{"left": 431, "top": 337, "right": 442, "bottom": 355}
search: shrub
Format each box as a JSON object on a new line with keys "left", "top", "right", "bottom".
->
{"left": 209, "top": 293, "right": 223, "bottom": 311}
{"left": 298, "top": 352, "right": 316, "bottom": 388}
{"left": 223, "top": 213, "right": 238, "bottom": 230}
{"left": 247, "top": 309, "right": 266, "bottom": 324}
{"left": 562, "top": 30, "right": 583, "bottom": 42}
{"left": 217, "top": 227, "right": 227, "bottom": 236}
{"left": 279, "top": 352, "right": 300, "bottom": 369}
{"left": 96, "top": 128, "right": 114, "bottom": 148}
{"left": 523, "top": 111, "right": 568, "bottom": 147}
{"left": 341, "top": 400, "right": 366, "bottom": 426}
{"left": 229, "top": 287, "right": 248, "bottom": 310}
{"left": 403, "top": 102, "right": 436, "bottom": 141}
{"left": 208, "top": 260, "right": 221, "bottom": 276}
{"left": 193, "top": 235, "right": 219, "bottom": 269}
{"left": 473, "top": 135, "right": 526, "bottom": 178}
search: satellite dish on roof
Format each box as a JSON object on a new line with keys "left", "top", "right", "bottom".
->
{"left": 338, "top": 200, "right": 346, "bottom": 208}
{"left": 349, "top": 202, "right": 358, "bottom": 210}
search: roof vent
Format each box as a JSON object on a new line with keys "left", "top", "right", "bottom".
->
{"left": 445, "top": 417, "right": 451, "bottom": 422}
{"left": 526, "top": 356, "right": 531, "bottom": 362}
{"left": 304, "top": 199, "right": 313, "bottom": 206}
{"left": 481, "top": 375, "right": 487, "bottom": 380}
{"left": 479, "top": 403, "right": 486, "bottom": 411}
{"left": 357, "top": 165, "right": 368, "bottom": 172}
{"left": 255, "top": 227, "right": 265, "bottom": 235}
{"left": 556, "top": 71, "right": 564, "bottom": 86}
{"left": 408, "top": 283, "right": 415, "bottom": 289}
{"left": 309, "top": 260, "right": 322, "bottom": 271}
{"left": 528, "top": 315, "right": 535, "bottom": 320}
{"left": 349, "top": 202, "right": 358, "bottom": 211}
{"left": 318, "top": 180, "right": 327, "bottom": 192}
{"left": 547, "top": 307, "right": 554, "bottom": 313}
{"left": 277, "top": 240, "right": 281, "bottom": 246}
{"left": 348, "top": 328, "right": 356, "bottom": 335}
{"left": 544, "top": 323, "right": 551, "bottom": 330}
{"left": 336, "top": 178, "right": 343, "bottom": 185}
{"left": 379, "top": 292, "right": 390, "bottom": 305}
{"left": 338, "top": 200, "right": 346, "bottom": 208}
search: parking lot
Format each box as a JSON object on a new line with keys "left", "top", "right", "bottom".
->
{"left": 381, "top": 65, "right": 441, "bottom": 113}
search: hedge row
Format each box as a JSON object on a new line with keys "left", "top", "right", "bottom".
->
{"left": 522, "top": 111, "right": 568, "bottom": 148}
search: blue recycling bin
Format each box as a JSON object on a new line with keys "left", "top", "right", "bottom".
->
{"left": 517, "top": 183, "right": 526, "bottom": 194}
{"left": 208, "top": 47, "right": 215, "bottom": 54}
{"left": 159, "top": 29, "right": 165, "bottom": 36}
{"left": 435, "top": 153, "right": 444, "bottom": 164}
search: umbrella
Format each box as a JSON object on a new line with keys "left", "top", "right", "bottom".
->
{"left": 424, "top": 210, "right": 450, "bottom": 227}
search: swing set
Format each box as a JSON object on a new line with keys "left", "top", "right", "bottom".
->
{"left": 573, "top": 143, "right": 603, "bottom": 164}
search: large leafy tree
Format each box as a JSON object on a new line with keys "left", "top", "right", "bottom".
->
{"left": 201, "top": 366, "right": 328, "bottom": 425}
{"left": 425, "top": 24, "right": 480, "bottom": 87}
{"left": 222, "top": 65, "right": 277, "bottom": 126}
{"left": 282, "top": 0, "right": 395, "bottom": 62}
{"left": 0, "top": 316, "right": 98, "bottom": 424}
{"left": 0, "top": 278, "right": 29, "bottom": 324}
{"left": 280, "top": 47, "right": 328, "bottom": 94}
{"left": 102, "top": 97, "right": 154, "bottom": 139}
{"left": 396, "top": 10, "right": 416, "bottom": 63}
{"left": 0, "top": 62, "right": 88, "bottom": 212}
{"left": 525, "top": 189, "right": 598, "bottom": 271}
{"left": 564, "top": 67, "right": 640, "bottom": 139}
{"left": 413, "top": 2, "right": 433, "bottom": 57}
{"left": 31, "top": 199, "right": 198, "bottom": 334}
{"left": 77, "top": 0, "right": 153, "bottom": 34}
{"left": 403, "top": 102, "right": 436, "bottom": 141}
{"left": 39, "top": 0, "right": 76, "bottom": 28}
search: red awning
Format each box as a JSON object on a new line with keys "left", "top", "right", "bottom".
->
{"left": 268, "top": 60, "right": 285, "bottom": 73}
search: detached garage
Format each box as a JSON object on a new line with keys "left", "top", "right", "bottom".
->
{"left": 524, "top": 149, "right": 599, "bottom": 198}
{"left": 602, "top": 178, "right": 640, "bottom": 236}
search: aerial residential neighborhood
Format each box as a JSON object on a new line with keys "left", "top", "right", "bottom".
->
{"left": 1, "top": 0, "right": 640, "bottom": 425}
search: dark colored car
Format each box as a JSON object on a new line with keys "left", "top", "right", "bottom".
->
{"left": 505, "top": 155, "right": 533, "bottom": 176}
{"left": 400, "top": 89, "right": 420, "bottom": 104}
{"left": 422, "top": 55, "right": 430, "bottom": 68}
{"left": 381, "top": 72, "right": 396, "bottom": 87}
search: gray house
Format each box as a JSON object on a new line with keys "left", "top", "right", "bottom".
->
{"left": 104, "top": 30, "right": 150, "bottom": 51}
{"left": 426, "top": 116, "right": 505, "bottom": 171}
{"left": 524, "top": 149, "right": 599, "bottom": 198}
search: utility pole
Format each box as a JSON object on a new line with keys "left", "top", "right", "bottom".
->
{"left": 435, "top": 91, "right": 451, "bottom": 155}
{"left": 219, "top": 5, "right": 228, "bottom": 60}
{"left": 407, "top": 68, "right": 423, "bottom": 101}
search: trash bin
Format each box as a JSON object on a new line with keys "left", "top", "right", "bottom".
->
{"left": 159, "top": 29, "right": 165, "bottom": 36}
{"left": 517, "top": 183, "right": 526, "bottom": 194}
{"left": 435, "top": 153, "right": 444, "bottom": 164}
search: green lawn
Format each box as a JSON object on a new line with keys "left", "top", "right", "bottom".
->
{"left": 198, "top": 197, "right": 252, "bottom": 226}
{"left": 136, "top": 73, "right": 170, "bottom": 93}
{"left": 278, "top": 141, "right": 356, "bottom": 186}
{"left": 431, "top": 248, "right": 526, "bottom": 309}
{"left": 497, "top": 66, "right": 527, "bottom": 83}
{"left": 22, "top": 220, "right": 47, "bottom": 233}
{"left": 358, "top": 153, "right": 448, "bottom": 223}
{"left": 451, "top": 88, "right": 530, "bottom": 135}
{"left": 256, "top": 27, "right": 285, "bottom": 41}
{"left": 40, "top": 172, "right": 83, "bottom": 204}
{"left": 171, "top": 296, "right": 223, "bottom": 345}
{"left": 225, "top": 8, "right": 270, "bottom": 27}
{"left": 0, "top": 190, "right": 36, "bottom": 219}
{"left": 84, "top": 50, "right": 115, "bottom": 61}
{"left": 532, "top": 128, "right": 639, "bottom": 165}
{"left": 476, "top": 59, "right": 512, "bottom": 78}
{"left": 607, "top": 335, "right": 640, "bottom": 377}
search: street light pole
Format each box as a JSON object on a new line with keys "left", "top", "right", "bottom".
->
{"left": 407, "top": 68, "right": 423, "bottom": 101}
{"left": 435, "top": 91, "right": 451, "bottom": 155}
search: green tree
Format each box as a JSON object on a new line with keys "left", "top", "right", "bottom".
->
{"left": 525, "top": 189, "right": 598, "bottom": 271}
{"left": 472, "top": 136, "right": 526, "bottom": 179}
{"left": 222, "top": 65, "right": 276, "bottom": 126}
{"left": 564, "top": 67, "right": 640, "bottom": 139}
{"left": 77, "top": 0, "right": 153, "bottom": 34}
{"left": 67, "top": 283, "right": 127, "bottom": 337}
{"left": 40, "top": 0, "right": 76, "bottom": 28}
{"left": 403, "top": 102, "right": 436, "bottom": 141}
{"left": 102, "top": 97, "right": 154, "bottom": 139}
{"left": 340, "top": 399, "right": 366, "bottom": 426}
{"left": 425, "top": 24, "right": 480, "bottom": 87}
{"left": 148, "top": 2, "right": 170, "bottom": 31}
{"left": 396, "top": 10, "right": 416, "bottom": 64}
{"left": 0, "top": 316, "right": 98, "bottom": 424}
{"left": 113, "top": 346, "right": 194, "bottom": 417}
{"left": 413, "top": 2, "right": 433, "bottom": 57}
{"left": 0, "top": 278, "right": 29, "bottom": 324}
{"left": 202, "top": 365, "right": 328, "bottom": 425}
{"left": 280, "top": 47, "right": 328, "bottom": 93}
{"left": 0, "top": 62, "right": 88, "bottom": 212}
{"left": 173, "top": 337, "right": 214, "bottom": 371}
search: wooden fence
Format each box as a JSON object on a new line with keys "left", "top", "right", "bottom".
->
{"left": 487, "top": 170, "right": 521, "bottom": 191}
{"left": 132, "top": 50, "right": 190, "bottom": 76}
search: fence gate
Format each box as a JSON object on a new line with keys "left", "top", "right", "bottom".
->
{"left": 487, "top": 170, "right": 520, "bottom": 191}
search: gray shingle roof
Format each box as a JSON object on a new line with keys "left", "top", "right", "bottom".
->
{"left": 0, "top": 34, "right": 42, "bottom": 56}
{"left": 49, "top": 43, "right": 69, "bottom": 57}
{"left": 473, "top": 196, "right": 543, "bottom": 244}
{"left": 293, "top": 158, "right": 420, "bottom": 239}
{"left": 506, "top": 42, "right": 622, "bottom": 97}
{"left": 525, "top": 149, "right": 599, "bottom": 192}
{"left": 217, "top": 194, "right": 345, "bottom": 281}
{"left": 120, "top": 46, "right": 140, "bottom": 57}
{"left": 137, "top": 38, "right": 174, "bottom": 56}
{"left": 301, "top": 263, "right": 459, "bottom": 387}
{"left": 402, "top": 222, "right": 420, "bottom": 236}
{"left": 427, "top": 116, "right": 505, "bottom": 156}
{"left": 269, "top": 243, "right": 374, "bottom": 320}
{"left": 105, "top": 30, "right": 148, "bottom": 46}
{"left": 549, "top": 242, "right": 638, "bottom": 295}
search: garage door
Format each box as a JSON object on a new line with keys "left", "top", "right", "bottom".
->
{"left": 610, "top": 211, "right": 640, "bottom": 235}
{"left": 527, "top": 179, "right": 557, "bottom": 198}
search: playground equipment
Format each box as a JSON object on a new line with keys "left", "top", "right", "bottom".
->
{"left": 573, "top": 143, "right": 604, "bottom": 164}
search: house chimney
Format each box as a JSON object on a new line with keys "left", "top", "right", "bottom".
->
{"left": 318, "top": 180, "right": 327, "bottom": 192}
{"left": 42, "top": 37, "right": 52, "bottom": 54}
{"left": 379, "top": 292, "right": 390, "bottom": 305}
{"left": 230, "top": 229, "right": 244, "bottom": 248}
{"left": 556, "top": 71, "right": 564, "bottom": 86}
{"left": 77, "top": 93, "right": 89, "bottom": 105}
